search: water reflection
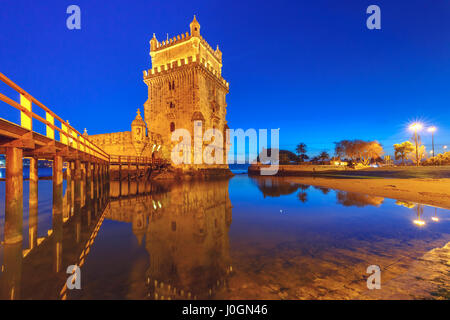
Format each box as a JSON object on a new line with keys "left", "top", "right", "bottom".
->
{"left": 336, "top": 191, "right": 384, "bottom": 207}
{"left": 0, "top": 167, "right": 110, "bottom": 300}
{"left": 106, "top": 178, "right": 233, "bottom": 300}
{"left": 313, "top": 186, "right": 330, "bottom": 195}
{"left": 251, "top": 177, "right": 300, "bottom": 198}
{"left": 251, "top": 177, "right": 385, "bottom": 208}
{"left": 1, "top": 174, "right": 449, "bottom": 300}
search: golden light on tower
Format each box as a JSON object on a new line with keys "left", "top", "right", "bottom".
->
{"left": 413, "top": 219, "right": 426, "bottom": 226}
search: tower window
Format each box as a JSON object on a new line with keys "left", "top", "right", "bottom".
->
{"left": 170, "top": 102, "right": 175, "bottom": 109}
{"left": 170, "top": 122, "right": 175, "bottom": 132}
{"left": 169, "top": 82, "right": 171, "bottom": 90}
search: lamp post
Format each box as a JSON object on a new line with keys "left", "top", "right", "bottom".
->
{"left": 428, "top": 126, "right": 436, "bottom": 158}
{"left": 409, "top": 123, "right": 423, "bottom": 166}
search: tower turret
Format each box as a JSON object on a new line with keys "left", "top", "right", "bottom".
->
{"left": 190, "top": 15, "right": 200, "bottom": 37}
{"left": 150, "top": 33, "right": 158, "bottom": 52}
{"left": 215, "top": 45, "right": 222, "bottom": 63}
{"left": 131, "top": 108, "right": 147, "bottom": 155}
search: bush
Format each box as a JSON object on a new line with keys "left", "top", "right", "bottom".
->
{"left": 423, "top": 152, "right": 450, "bottom": 166}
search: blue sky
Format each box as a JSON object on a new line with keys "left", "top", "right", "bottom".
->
{"left": 0, "top": 0, "right": 449, "bottom": 158}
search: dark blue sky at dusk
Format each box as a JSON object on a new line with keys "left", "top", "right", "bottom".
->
{"left": 1, "top": 0, "right": 449, "bottom": 158}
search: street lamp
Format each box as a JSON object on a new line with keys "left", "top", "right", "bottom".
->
{"left": 427, "top": 126, "right": 436, "bottom": 158}
{"left": 409, "top": 122, "right": 423, "bottom": 166}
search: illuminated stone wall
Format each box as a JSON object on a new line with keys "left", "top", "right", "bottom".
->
{"left": 86, "top": 109, "right": 163, "bottom": 158}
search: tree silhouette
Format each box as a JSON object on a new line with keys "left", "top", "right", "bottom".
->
{"left": 297, "top": 191, "right": 308, "bottom": 203}
{"left": 334, "top": 140, "right": 384, "bottom": 165}
{"left": 394, "top": 141, "right": 414, "bottom": 165}
{"left": 318, "top": 151, "right": 330, "bottom": 164}
{"left": 295, "top": 143, "right": 308, "bottom": 163}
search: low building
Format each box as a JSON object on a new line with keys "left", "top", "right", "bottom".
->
{"left": 86, "top": 109, "right": 163, "bottom": 159}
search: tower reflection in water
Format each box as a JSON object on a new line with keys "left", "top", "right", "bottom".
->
{"left": 1, "top": 176, "right": 232, "bottom": 300}
{"left": 106, "top": 178, "right": 233, "bottom": 300}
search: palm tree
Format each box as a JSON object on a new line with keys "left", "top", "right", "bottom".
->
{"left": 296, "top": 143, "right": 306, "bottom": 155}
{"left": 295, "top": 143, "right": 308, "bottom": 163}
{"left": 297, "top": 192, "right": 308, "bottom": 203}
{"left": 318, "top": 151, "right": 330, "bottom": 164}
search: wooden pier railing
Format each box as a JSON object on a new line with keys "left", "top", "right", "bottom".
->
{"left": 0, "top": 72, "right": 109, "bottom": 162}
{"left": 109, "top": 155, "right": 166, "bottom": 166}
{"left": 0, "top": 72, "right": 174, "bottom": 299}
{"left": 0, "top": 72, "right": 112, "bottom": 261}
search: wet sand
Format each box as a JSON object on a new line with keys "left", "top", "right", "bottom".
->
{"left": 287, "top": 177, "right": 450, "bottom": 209}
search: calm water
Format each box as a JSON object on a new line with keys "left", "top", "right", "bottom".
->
{"left": 0, "top": 174, "right": 449, "bottom": 299}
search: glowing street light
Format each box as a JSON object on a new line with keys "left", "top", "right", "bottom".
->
{"left": 409, "top": 123, "right": 423, "bottom": 131}
{"left": 427, "top": 126, "right": 437, "bottom": 158}
{"left": 409, "top": 122, "right": 423, "bottom": 166}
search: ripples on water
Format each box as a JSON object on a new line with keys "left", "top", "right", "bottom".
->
{"left": 0, "top": 174, "right": 449, "bottom": 299}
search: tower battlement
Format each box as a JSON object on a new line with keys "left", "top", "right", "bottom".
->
{"left": 143, "top": 54, "right": 229, "bottom": 89}
{"left": 151, "top": 32, "right": 222, "bottom": 63}
{"left": 149, "top": 16, "right": 223, "bottom": 76}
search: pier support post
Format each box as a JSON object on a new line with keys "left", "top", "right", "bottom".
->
{"left": 99, "top": 163, "right": 104, "bottom": 205}
{"left": 92, "top": 162, "right": 98, "bottom": 216}
{"left": 1, "top": 148, "right": 24, "bottom": 299}
{"left": 128, "top": 157, "right": 131, "bottom": 181}
{"left": 66, "top": 160, "right": 72, "bottom": 217}
{"left": 85, "top": 161, "right": 92, "bottom": 226}
{"left": 118, "top": 156, "right": 122, "bottom": 181}
{"left": 29, "top": 156, "right": 38, "bottom": 249}
{"left": 74, "top": 159, "right": 82, "bottom": 243}
{"left": 5, "top": 147, "right": 23, "bottom": 245}
{"left": 53, "top": 155, "right": 63, "bottom": 273}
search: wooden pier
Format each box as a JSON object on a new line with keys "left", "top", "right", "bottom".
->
{"left": 0, "top": 72, "right": 170, "bottom": 298}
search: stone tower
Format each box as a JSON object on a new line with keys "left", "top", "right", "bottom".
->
{"left": 143, "top": 16, "right": 230, "bottom": 171}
